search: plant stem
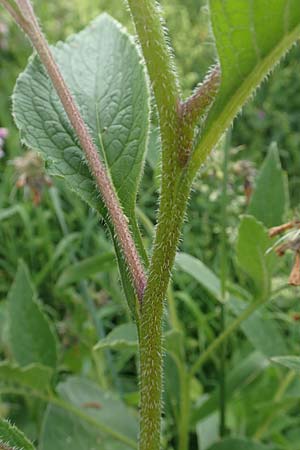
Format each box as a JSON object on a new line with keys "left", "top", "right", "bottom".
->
{"left": 219, "top": 130, "right": 231, "bottom": 437}
{"left": 139, "top": 172, "right": 191, "bottom": 450}
{"left": 178, "top": 363, "right": 190, "bottom": 450}
{"left": 254, "top": 370, "right": 296, "bottom": 440}
{"left": 190, "top": 300, "right": 261, "bottom": 377}
{"left": 2, "top": 0, "right": 146, "bottom": 302}
{"left": 125, "top": 0, "right": 180, "bottom": 161}
{"left": 125, "top": 2, "right": 193, "bottom": 449}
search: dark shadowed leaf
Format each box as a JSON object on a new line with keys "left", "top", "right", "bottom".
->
{"left": 7, "top": 261, "right": 57, "bottom": 368}
{"left": 56, "top": 252, "right": 116, "bottom": 287}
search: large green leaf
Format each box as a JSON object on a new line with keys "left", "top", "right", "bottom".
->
{"left": 248, "top": 143, "right": 289, "bottom": 227}
{"left": 40, "top": 377, "right": 138, "bottom": 450}
{"left": 0, "top": 419, "right": 35, "bottom": 450}
{"left": 236, "top": 215, "right": 274, "bottom": 297}
{"left": 13, "top": 14, "right": 150, "bottom": 316}
{"left": 192, "top": 0, "right": 300, "bottom": 170}
{"left": 13, "top": 14, "right": 149, "bottom": 219}
{"left": 7, "top": 261, "right": 57, "bottom": 368}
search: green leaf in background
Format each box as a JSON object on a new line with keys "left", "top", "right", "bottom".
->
{"left": 146, "top": 127, "right": 161, "bottom": 170}
{"left": 192, "top": 352, "right": 269, "bottom": 425}
{"left": 13, "top": 14, "right": 150, "bottom": 317}
{"left": 208, "top": 437, "right": 276, "bottom": 450}
{"left": 236, "top": 215, "right": 275, "bottom": 296}
{"left": 56, "top": 252, "right": 116, "bottom": 288}
{"left": 175, "top": 252, "right": 221, "bottom": 301}
{"left": 229, "top": 298, "right": 288, "bottom": 357}
{"left": 7, "top": 261, "right": 57, "bottom": 368}
{"left": 271, "top": 356, "right": 300, "bottom": 372}
{"left": 40, "top": 377, "right": 138, "bottom": 449}
{"left": 207, "top": 0, "right": 300, "bottom": 136}
{"left": 0, "top": 419, "right": 35, "bottom": 450}
{"left": 196, "top": 412, "right": 219, "bottom": 450}
{"left": 248, "top": 143, "right": 289, "bottom": 227}
{"left": 0, "top": 362, "right": 53, "bottom": 393}
{"left": 94, "top": 323, "right": 138, "bottom": 351}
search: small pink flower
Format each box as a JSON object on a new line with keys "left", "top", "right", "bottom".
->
{"left": 0, "top": 128, "right": 8, "bottom": 139}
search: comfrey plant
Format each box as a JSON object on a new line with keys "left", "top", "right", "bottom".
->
{"left": 1, "top": 1, "right": 300, "bottom": 449}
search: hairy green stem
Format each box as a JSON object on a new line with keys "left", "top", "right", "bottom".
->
{"left": 125, "top": 1, "right": 191, "bottom": 449}
{"left": 139, "top": 172, "right": 191, "bottom": 450}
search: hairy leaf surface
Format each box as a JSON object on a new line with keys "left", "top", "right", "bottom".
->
{"left": 13, "top": 14, "right": 150, "bottom": 315}
{"left": 0, "top": 419, "right": 35, "bottom": 450}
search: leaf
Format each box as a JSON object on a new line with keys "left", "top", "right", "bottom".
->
{"left": 94, "top": 323, "right": 138, "bottom": 351}
{"left": 56, "top": 252, "right": 116, "bottom": 287}
{"left": 175, "top": 252, "right": 221, "bottom": 301}
{"left": 13, "top": 14, "right": 149, "bottom": 220}
{"left": 229, "top": 298, "right": 288, "bottom": 357}
{"left": 236, "top": 215, "right": 274, "bottom": 296}
{"left": 7, "top": 261, "right": 58, "bottom": 368}
{"left": 0, "top": 362, "right": 53, "bottom": 393}
{"left": 248, "top": 143, "right": 289, "bottom": 227}
{"left": 196, "top": 412, "right": 219, "bottom": 450}
{"left": 40, "top": 377, "right": 138, "bottom": 450}
{"left": 208, "top": 437, "right": 276, "bottom": 450}
{"left": 192, "top": 0, "right": 300, "bottom": 169}
{"left": 13, "top": 14, "right": 150, "bottom": 316}
{"left": 0, "top": 419, "right": 35, "bottom": 450}
{"left": 271, "top": 356, "right": 300, "bottom": 372}
{"left": 146, "top": 127, "right": 161, "bottom": 170}
{"left": 191, "top": 351, "right": 269, "bottom": 425}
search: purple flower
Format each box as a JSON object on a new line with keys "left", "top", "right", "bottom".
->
{"left": 0, "top": 127, "right": 8, "bottom": 159}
